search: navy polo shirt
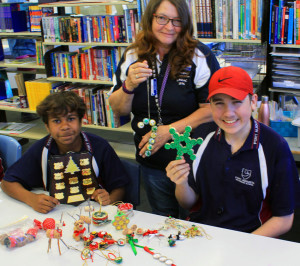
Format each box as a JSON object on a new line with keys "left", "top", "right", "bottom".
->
{"left": 4, "top": 132, "right": 129, "bottom": 193}
{"left": 111, "top": 41, "right": 220, "bottom": 170}
{"left": 189, "top": 118, "right": 298, "bottom": 233}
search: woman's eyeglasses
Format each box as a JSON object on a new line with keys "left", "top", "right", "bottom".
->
{"left": 153, "top": 14, "right": 182, "bottom": 27}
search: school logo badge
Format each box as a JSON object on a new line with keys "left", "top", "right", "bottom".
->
{"left": 235, "top": 168, "right": 254, "bottom": 186}
{"left": 241, "top": 168, "right": 252, "bottom": 180}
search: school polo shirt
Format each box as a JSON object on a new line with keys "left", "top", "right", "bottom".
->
{"left": 189, "top": 118, "right": 298, "bottom": 233}
{"left": 4, "top": 132, "right": 129, "bottom": 193}
{"left": 111, "top": 42, "right": 220, "bottom": 170}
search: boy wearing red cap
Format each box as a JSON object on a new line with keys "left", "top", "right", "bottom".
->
{"left": 166, "top": 66, "right": 299, "bottom": 237}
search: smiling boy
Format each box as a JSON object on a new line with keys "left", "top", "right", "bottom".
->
{"left": 166, "top": 66, "right": 299, "bottom": 237}
{"left": 1, "top": 91, "right": 129, "bottom": 213}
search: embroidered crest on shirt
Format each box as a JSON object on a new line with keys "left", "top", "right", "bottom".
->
{"left": 177, "top": 65, "right": 191, "bottom": 85}
{"left": 235, "top": 168, "right": 254, "bottom": 186}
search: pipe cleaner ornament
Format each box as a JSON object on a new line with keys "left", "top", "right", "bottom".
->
{"left": 165, "top": 126, "right": 203, "bottom": 160}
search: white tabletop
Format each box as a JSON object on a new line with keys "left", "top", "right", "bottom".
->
{"left": 0, "top": 189, "right": 300, "bottom": 266}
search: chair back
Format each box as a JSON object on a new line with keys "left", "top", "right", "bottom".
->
{"left": 0, "top": 135, "right": 22, "bottom": 169}
{"left": 121, "top": 159, "right": 140, "bottom": 208}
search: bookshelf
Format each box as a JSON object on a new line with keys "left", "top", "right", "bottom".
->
{"left": 268, "top": 44, "right": 300, "bottom": 101}
{"left": 1, "top": 0, "right": 269, "bottom": 161}
{"left": 0, "top": 0, "right": 138, "bottom": 160}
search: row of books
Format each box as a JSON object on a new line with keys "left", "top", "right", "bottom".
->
{"left": 28, "top": 5, "right": 54, "bottom": 32}
{"left": 269, "top": 0, "right": 300, "bottom": 45}
{"left": 24, "top": 79, "right": 126, "bottom": 128}
{"left": 0, "top": 3, "right": 53, "bottom": 33}
{"left": 195, "top": 0, "right": 215, "bottom": 38}
{"left": 51, "top": 83, "right": 128, "bottom": 128}
{"left": 196, "top": 0, "right": 263, "bottom": 40}
{"left": 41, "top": 10, "right": 139, "bottom": 44}
{"left": 0, "top": 3, "right": 27, "bottom": 33}
{"left": 49, "top": 46, "right": 125, "bottom": 81}
{"left": 36, "top": 41, "right": 45, "bottom": 66}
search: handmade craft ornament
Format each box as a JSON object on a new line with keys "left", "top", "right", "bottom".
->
{"left": 112, "top": 210, "right": 130, "bottom": 230}
{"left": 144, "top": 246, "right": 176, "bottom": 265}
{"left": 165, "top": 126, "right": 203, "bottom": 160}
{"left": 42, "top": 218, "right": 56, "bottom": 230}
{"left": 183, "top": 224, "right": 212, "bottom": 240}
{"left": 81, "top": 247, "right": 94, "bottom": 263}
{"left": 92, "top": 196, "right": 109, "bottom": 226}
{"left": 117, "top": 203, "right": 134, "bottom": 217}
{"left": 96, "top": 249, "right": 123, "bottom": 264}
{"left": 46, "top": 228, "right": 62, "bottom": 255}
{"left": 73, "top": 220, "right": 86, "bottom": 241}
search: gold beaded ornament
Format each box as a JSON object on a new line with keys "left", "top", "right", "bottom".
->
{"left": 165, "top": 126, "right": 203, "bottom": 160}
{"left": 112, "top": 210, "right": 130, "bottom": 230}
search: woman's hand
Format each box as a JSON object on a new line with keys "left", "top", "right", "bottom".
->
{"left": 125, "top": 60, "right": 152, "bottom": 91}
{"left": 166, "top": 159, "right": 190, "bottom": 185}
{"left": 138, "top": 125, "right": 171, "bottom": 157}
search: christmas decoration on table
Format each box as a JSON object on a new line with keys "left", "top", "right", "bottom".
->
{"left": 112, "top": 210, "right": 130, "bottom": 230}
{"left": 168, "top": 232, "right": 185, "bottom": 247}
{"left": 83, "top": 231, "right": 117, "bottom": 250}
{"left": 142, "top": 229, "right": 165, "bottom": 239}
{"left": 183, "top": 225, "right": 212, "bottom": 240}
{"left": 73, "top": 219, "right": 86, "bottom": 242}
{"left": 143, "top": 246, "right": 176, "bottom": 266}
{"left": 165, "top": 126, "right": 203, "bottom": 160}
{"left": 92, "top": 196, "right": 110, "bottom": 226}
{"left": 46, "top": 213, "right": 65, "bottom": 255}
{"left": 46, "top": 228, "right": 63, "bottom": 255}
{"left": 159, "top": 217, "right": 189, "bottom": 231}
{"left": 114, "top": 202, "right": 134, "bottom": 217}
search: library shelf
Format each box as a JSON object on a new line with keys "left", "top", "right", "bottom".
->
{"left": 46, "top": 76, "right": 113, "bottom": 85}
{"left": 270, "top": 44, "right": 300, "bottom": 49}
{"left": 198, "top": 38, "right": 262, "bottom": 44}
{"left": 0, "top": 32, "right": 41, "bottom": 38}
{"left": 269, "top": 88, "right": 300, "bottom": 96}
{"left": 0, "top": 60, "right": 45, "bottom": 69}
{"left": 43, "top": 42, "right": 130, "bottom": 47}
{"left": 39, "top": 1, "right": 137, "bottom": 8}
{"left": 0, "top": 123, "right": 135, "bottom": 160}
{"left": 0, "top": 106, "right": 36, "bottom": 113}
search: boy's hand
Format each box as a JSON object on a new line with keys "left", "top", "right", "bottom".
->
{"left": 91, "top": 189, "right": 111, "bottom": 206}
{"left": 28, "top": 193, "right": 60, "bottom": 214}
{"left": 166, "top": 159, "right": 190, "bottom": 185}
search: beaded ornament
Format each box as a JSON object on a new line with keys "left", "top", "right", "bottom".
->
{"left": 165, "top": 126, "right": 203, "bottom": 160}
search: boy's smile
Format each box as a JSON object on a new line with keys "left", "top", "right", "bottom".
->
{"left": 210, "top": 93, "right": 257, "bottom": 143}
{"left": 46, "top": 112, "right": 82, "bottom": 154}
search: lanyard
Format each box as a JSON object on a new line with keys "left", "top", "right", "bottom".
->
{"left": 147, "top": 59, "right": 171, "bottom": 125}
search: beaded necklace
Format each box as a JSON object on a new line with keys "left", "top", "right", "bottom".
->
{"left": 137, "top": 57, "right": 171, "bottom": 157}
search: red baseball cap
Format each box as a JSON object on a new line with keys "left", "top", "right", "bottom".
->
{"left": 207, "top": 66, "right": 253, "bottom": 100}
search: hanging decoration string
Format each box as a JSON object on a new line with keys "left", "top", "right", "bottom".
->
{"left": 137, "top": 58, "right": 171, "bottom": 157}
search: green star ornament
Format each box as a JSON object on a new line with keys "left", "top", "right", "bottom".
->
{"left": 164, "top": 126, "right": 203, "bottom": 160}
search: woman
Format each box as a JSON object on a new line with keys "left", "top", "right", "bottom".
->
{"left": 109, "top": 0, "right": 219, "bottom": 218}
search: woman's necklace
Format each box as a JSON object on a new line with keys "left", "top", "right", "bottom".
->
{"left": 137, "top": 57, "right": 171, "bottom": 157}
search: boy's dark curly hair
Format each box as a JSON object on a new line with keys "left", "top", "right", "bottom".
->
{"left": 36, "top": 91, "right": 86, "bottom": 125}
